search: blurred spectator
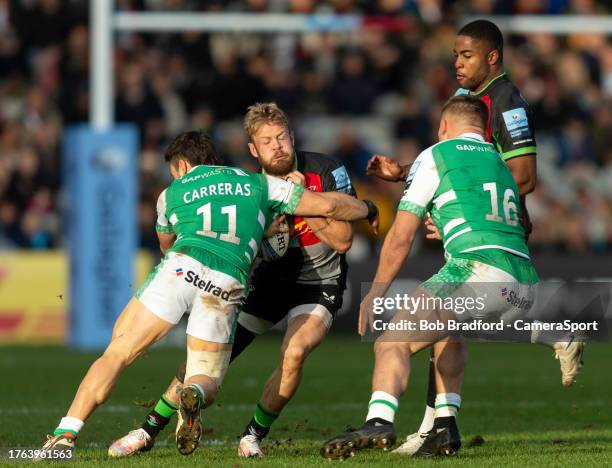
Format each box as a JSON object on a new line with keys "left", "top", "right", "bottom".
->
{"left": 332, "top": 124, "right": 372, "bottom": 174}
{"left": 329, "top": 50, "right": 379, "bottom": 114}
{"left": 558, "top": 118, "right": 596, "bottom": 167}
{"left": 115, "top": 62, "right": 165, "bottom": 147}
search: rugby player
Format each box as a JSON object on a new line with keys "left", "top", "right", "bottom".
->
{"left": 38, "top": 130, "right": 378, "bottom": 458}
{"left": 321, "top": 95, "right": 539, "bottom": 460}
{"left": 366, "top": 20, "right": 584, "bottom": 455}
{"left": 107, "top": 103, "right": 364, "bottom": 458}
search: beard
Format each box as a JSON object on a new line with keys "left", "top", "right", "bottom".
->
{"left": 260, "top": 150, "right": 294, "bottom": 176}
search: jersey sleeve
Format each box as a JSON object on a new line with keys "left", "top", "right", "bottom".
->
{"left": 491, "top": 91, "right": 537, "bottom": 161}
{"left": 398, "top": 148, "right": 439, "bottom": 219}
{"left": 264, "top": 175, "right": 305, "bottom": 215}
{"left": 322, "top": 157, "right": 356, "bottom": 196}
{"left": 155, "top": 188, "right": 174, "bottom": 234}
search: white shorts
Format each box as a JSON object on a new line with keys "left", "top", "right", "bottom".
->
{"left": 422, "top": 257, "right": 538, "bottom": 323}
{"left": 136, "top": 252, "right": 245, "bottom": 343}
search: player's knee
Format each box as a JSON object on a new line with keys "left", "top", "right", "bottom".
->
{"left": 281, "top": 344, "right": 308, "bottom": 372}
{"left": 103, "top": 340, "right": 138, "bottom": 369}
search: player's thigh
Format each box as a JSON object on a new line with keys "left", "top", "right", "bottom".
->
{"left": 112, "top": 298, "right": 136, "bottom": 339}
{"left": 105, "top": 297, "right": 174, "bottom": 363}
{"left": 281, "top": 312, "right": 329, "bottom": 358}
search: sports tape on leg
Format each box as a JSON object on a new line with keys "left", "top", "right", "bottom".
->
{"left": 185, "top": 348, "right": 232, "bottom": 388}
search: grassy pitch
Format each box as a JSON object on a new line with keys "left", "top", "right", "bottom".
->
{"left": 1, "top": 337, "right": 610, "bottom": 466}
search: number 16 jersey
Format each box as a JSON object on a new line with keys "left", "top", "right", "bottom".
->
{"left": 399, "top": 133, "right": 529, "bottom": 263}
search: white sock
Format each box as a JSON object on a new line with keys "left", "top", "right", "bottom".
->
{"left": 417, "top": 405, "right": 436, "bottom": 433}
{"left": 530, "top": 321, "right": 562, "bottom": 346}
{"left": 366, "top": 391, "right": 398, "bottom": 424}
{"left": 55, "top": 416, "right": 84, "bottom": 436}
{"left": 434, "top": 393, "right": 461, "bottom": 418}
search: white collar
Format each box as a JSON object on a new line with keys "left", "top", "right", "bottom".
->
{"left": 459, "top": 132, "right": 485, "bottom": 142}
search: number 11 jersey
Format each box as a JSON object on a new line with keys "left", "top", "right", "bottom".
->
{"left": 155, "top": 165, "right": 304, "bottom": 285}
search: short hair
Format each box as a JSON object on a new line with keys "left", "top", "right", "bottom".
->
{"left": 441, "top": 95, "right": 489, "bottom": 130}
{"left": 244, "top": 102, "right": 290, "bottom": 140}
{"left": 458, "top": 19, "right": 503, "bottom": 63}
{"left": 164, "top": 131, "right": 223, "bottom": 166}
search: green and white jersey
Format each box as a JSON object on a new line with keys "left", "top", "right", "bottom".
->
{"left": 156, "top": 165, "right": 304, "bottom": 285}
{"left": 398, "top": 133, "right": 529, "bottom": 263}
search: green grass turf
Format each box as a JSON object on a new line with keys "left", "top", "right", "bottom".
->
{"left": 1, "top": 337, "right": 610, "bottom": 466}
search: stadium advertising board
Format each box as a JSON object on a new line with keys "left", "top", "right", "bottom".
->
{"left": 0, "top": 251, "right": 153, "bottom": 345}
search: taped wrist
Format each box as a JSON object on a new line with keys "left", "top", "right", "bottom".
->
{"left": 363, "top": 199, "right": 378, "bottom": 222}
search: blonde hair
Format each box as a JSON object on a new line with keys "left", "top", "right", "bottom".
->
{"left": 244, "top": 102, "right": 290, "bottom": 139}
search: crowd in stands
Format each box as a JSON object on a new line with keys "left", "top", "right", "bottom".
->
{"left": 0, "top": 0, "right": 610, "bottom": 253}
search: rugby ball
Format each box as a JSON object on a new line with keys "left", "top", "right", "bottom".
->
{"left": 261, "top": 218, "right": 290, "bottom": 261}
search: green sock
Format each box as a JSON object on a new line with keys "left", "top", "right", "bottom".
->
{"left": 154, "top": 395, "right": 178, "bottom": 419}
{"left": 253, "top": 402, "right": 279, "bottom": 428}
{"left": 142, "top": 394, "right": 178, "bottom": 437}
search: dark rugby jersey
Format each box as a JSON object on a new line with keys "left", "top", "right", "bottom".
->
{"left": 456, "top": 72, "right": 537, "bottom": 161}
{"left": 256, "top": 150, "right": 356, "bottom": 285}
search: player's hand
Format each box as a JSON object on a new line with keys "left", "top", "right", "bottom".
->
{"left": 285, "top": 171, "right": 306, "bottom": 187}
{"left": 264, "top": 215, "right": 289, "bottom": 238}
{"left": 366, "top": 155, "right": 405, "bottom": 182}
{"left": 424, "top": 215, "right": 441, "bottom": 240}
{"left": 358, "top": 293, "right": 376, "bottom": 336}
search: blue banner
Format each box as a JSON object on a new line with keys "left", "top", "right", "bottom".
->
{"left": 63, "top": 125, "right": 139, "bottom": 349}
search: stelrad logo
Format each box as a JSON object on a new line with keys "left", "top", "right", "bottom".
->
{"left": 504, "top": 289, "right": 533, "bottom": 310}
{"left": 184, "top": 270, "right": 231, "bottom": 301}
